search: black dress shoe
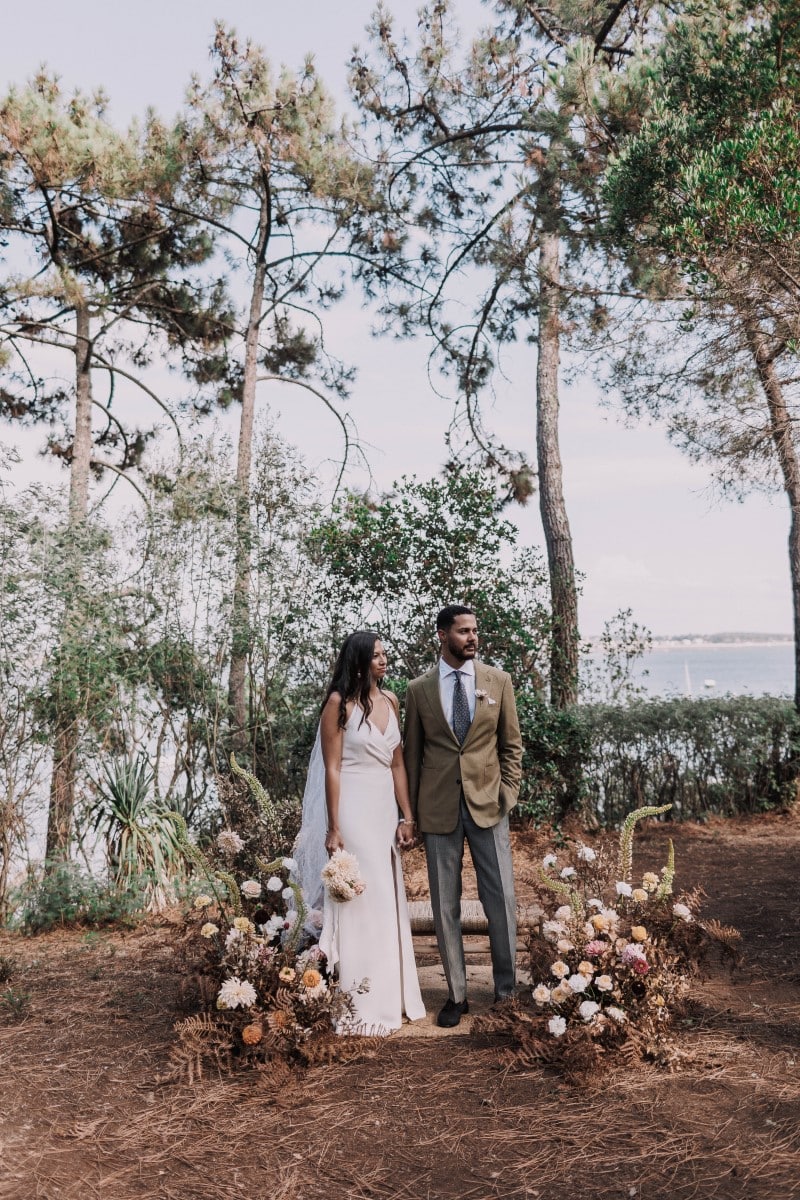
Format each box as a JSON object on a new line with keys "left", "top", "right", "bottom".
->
{"left": 436, "top": 998, "right": 469, "bottom": 1028}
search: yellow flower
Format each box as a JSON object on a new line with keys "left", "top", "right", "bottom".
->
{"left": 550, "top": 960, "right": 570, "bottom": 979}
{"left": 194, "top": 894, "right": 213, "bottom": 909}
{"left": 551, "top": 982, "right": 572, "bottom": 1004}
{"left": 653, "top": 994, "right": 666, "bottom": 1008}
{"left": 577, "top": 961, "right": 595, "bottom": 977}
{"left": 631, "top": 888, "right": 648, "bottom": 903}
{"left": 279, "top": 966, "right": 296, "bottom": 983}
{"left": 242, "top": 1022, "right": 263, "bottom": 1045}
{"left": 591, "top": 914, "right": 610, "bottom": 933}
{"left": 200, "top": 922, "right": 219, "bottom": 939}
{"left": 630, "top": 925, "right": 648, "bottom": 942}
{"left": 234, "top": 917, "right": 254, "bottom": 932}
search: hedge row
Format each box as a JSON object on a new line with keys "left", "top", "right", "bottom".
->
{"left": 517, "top": 695, "right": 799, "bottom": 825}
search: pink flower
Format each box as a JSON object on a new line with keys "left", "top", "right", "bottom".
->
{"left": 632, "top": 958, "right": 649, "bottom": 976}
{"left": 584, "top": 940, "right": 606, "bottom": 957}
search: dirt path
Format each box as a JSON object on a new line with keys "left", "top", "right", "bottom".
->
{"left": 1, "top": 811, "right": 798, "bottom": 1200}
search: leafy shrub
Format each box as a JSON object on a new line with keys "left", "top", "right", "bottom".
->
{"left": 10, "top": 862, "right": 148, "bottom": 934}
{"left": 516, "top": 696, "right": 798, "bottom": 825}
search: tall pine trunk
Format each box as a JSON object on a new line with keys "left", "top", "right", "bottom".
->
{"left": 744, "top": 319, "right": 800, "bottom": 712}
{"left": 536, "top": 180, "right": 579, "bottom": 710}
{"left": 45, "top": 300, "right": 93, "bottom": 860}
{"left": 228, "top": 189, "right": 270, "bottom": 753}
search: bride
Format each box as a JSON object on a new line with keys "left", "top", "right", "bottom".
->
{"left": 293, "top": 631, "right": 425, "bottom": 1034}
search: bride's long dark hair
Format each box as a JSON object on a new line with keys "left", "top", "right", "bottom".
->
{"left": 323, "top": 630, "right": 383, "bottom": 729}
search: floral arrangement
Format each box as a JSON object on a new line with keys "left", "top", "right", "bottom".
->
{"left": 476, "top": 805, "right": 740, "bottom": 1079}
{"left": 321, "top": 849, "right": 366, "bottom": 903}
{"left": 169, "top": 763, "right": 378, "bottom": 1079}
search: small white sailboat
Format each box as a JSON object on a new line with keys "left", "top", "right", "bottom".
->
{"left": 703, "top": 679, "right": 716, "bottom": 689}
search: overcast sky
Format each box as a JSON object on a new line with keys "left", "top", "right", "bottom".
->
{"left": 0, "top": 0, "right": 792, "bottom": 637}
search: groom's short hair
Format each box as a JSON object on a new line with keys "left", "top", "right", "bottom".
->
{"left": 436, "top": 604, "right": 475, "bottom": 631}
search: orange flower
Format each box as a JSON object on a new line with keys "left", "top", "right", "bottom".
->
{"left": 301, "top": 969, "right": 322, "bottom": 989}
{"left": 630, "top": 925, "right": 648, "bottom": 942}
{"left": 268, "top": 1009, "right": 294, "bottom": 1032}
{"left": 242, "top": 1022, "right": 263, "bottom": 1045}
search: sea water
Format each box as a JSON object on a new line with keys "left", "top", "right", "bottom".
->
{"left": 628, "top": 642, "right": 793, "bottom": 699}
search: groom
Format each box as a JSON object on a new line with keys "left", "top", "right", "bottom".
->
{"left": 403, "top": 605, "right": 523, "bottom": 1027}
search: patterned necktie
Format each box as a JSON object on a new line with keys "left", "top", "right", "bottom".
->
{"left": 451, "top": 670, "right": 471, "bottom": 744}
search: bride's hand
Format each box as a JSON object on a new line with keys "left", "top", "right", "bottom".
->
{"left": 396, "top": 819, "right": 416, "bottom": 850}
{"left": 325, "top": 827, "right": 344, "bottom": 855}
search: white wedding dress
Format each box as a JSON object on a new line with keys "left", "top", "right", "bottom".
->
{"left": 319, "top": 699, "right": 426, "bottom": 1034}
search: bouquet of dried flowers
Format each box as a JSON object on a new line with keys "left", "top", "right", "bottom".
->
{"left": 321, "top": 849, "right": 366, "bottom": 903}
{"left": 476, "top": 806, "right": 740, "bottom": 1080}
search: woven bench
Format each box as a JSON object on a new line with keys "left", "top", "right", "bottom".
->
{"left": 408, "top": 899, "right": 542, "bottom": 935}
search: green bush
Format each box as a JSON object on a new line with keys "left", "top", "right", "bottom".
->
{"left": 517, "top": 695, "right": 798, "bottom": 826}
{"left": 10, "top": 862, "right": 148, "bottom": 934}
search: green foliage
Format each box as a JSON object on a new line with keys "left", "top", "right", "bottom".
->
{"left": 516, "top": 695, "right": 799, "bottom": 825}
{"left": 87, "top": 752, "right": 184, "bottom": 908}
{"left": 0, "top": 987, "right": 31, "bottom": 1021}
{"left": 309, "top": 468, "right": 552, "bottom": 688}
{"left": 10, "top": 862, "right": 147, "bottom": 934}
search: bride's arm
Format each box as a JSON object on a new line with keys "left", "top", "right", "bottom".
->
{"left": 387, "top": 694, "right": 416, "bottom": 848}
{"left": 320, "top": 694, "right": 346, "bottom": 854}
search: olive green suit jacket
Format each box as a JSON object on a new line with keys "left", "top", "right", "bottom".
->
{"left": 403, "top": 661, "right": 523, "bottom": 835}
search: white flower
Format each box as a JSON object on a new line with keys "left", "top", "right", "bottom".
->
{"left": 263, "top": 914, "right": 284, "bottom": 937}
{"left": 607, "top": 1006, "right": 627, "bottom": 1024}
{"left": 266, "top": 876, "right": 283, "bottom": 892}
{"left": 550, "top": 960, "right": 570, "bottom": 979}
{"left": 548, "top": 1016, "right": 567, "bottom": 1038}
{"left": 282, "top": 886, "right": 295, "bottom": 901}
{"left": 567, "top": 973, "right": 590, "bottom": 994}
{"left": 216, "top": 830, "right": 244, "bottom": 856}
{"left": 673, "top": 902, "right": 693, "bottom": 922}
{"left": 240, "top": 879, "right": 261, "bottom": 900}
{"left": 225, "top": 928, "right": 242, "bottom": 948}
{"left": 560, "top": 866, "right": 576, "bottom": 880}
{"left": 301, "top": 980, "right": 328, "bottom": 1002}
{"left": 577, "top": 845, "right": 597, "bottom": 862}
{"left": 474, "top": 688, "right": 497, "bottom": 705}
{"left": 551, "top": 982, "right": 572, "bottom": 1004}
{"left": 193, "top": 894, "right": 213, "bottom": 910}
{"left": 306, "top": 908, "right": 324, "bottom": 930}
{"left": 532, "top": 984, "right": 551, "bottom": 1005}
{"left": 595, "top": 974, "right": 614, "bottom": 992}
{"left": 283, "top": 910, "right": 298, "bottom": 930}
{"left": 554, "top": 905, "right": 572, "bottom": 922}
{"left": 579, "top": 1000, "right": 600, "bottom": 1022}
{"left": 217, "top": 976, "right": 257, "bottom": 1010}
{"left": 588, "top": 898, "right": 604, "bottom": 910}
{"left": 542, "top": 853, "right": 557, "bottom": 869}
{"left": 321, "top": 849, "right": 366, "bottom": 903}
{"left": 615, "top": 881, "right": 633, "bottom": 897}
{"left": 282, "top": 856, "right": 298, "bottom": 871}
{"left": 542, "top": 919, "right": 566, "bottom": 942}
{"left": 556, "top": 938, "right": 574, "bottom": 954}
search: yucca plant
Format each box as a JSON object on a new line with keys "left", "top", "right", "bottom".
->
{"left": 89, "top": 753, "right": 185, "bottom": 910}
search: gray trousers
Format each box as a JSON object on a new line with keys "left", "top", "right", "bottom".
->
{"left": 424, "top": 797, "right": 517, "bottom": 1002}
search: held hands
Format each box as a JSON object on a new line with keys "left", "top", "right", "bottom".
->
{"left": 396, "top": 818, "right": 417, "bottom": 850}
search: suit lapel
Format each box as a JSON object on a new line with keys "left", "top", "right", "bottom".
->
{"left": 460, "top": 662, "right": 492, "bottom": 748}
{"left": 422, "top": 666, "right": 460, "bottom": 745}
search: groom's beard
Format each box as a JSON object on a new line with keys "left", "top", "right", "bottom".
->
{"left": 443, "top": 636, "right": 477, "bottom": 664}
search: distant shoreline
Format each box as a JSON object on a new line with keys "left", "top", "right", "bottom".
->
{"left": 647, "top": 639, "right": 793, "bottom": 651}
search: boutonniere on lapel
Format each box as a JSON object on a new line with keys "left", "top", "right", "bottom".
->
{"left": 474, "top": 689, "right": 496, "bottom": 706}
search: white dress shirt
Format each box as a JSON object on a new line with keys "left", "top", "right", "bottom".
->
{"left": 438, "top": 657, "right": 476, "bottom": 731}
